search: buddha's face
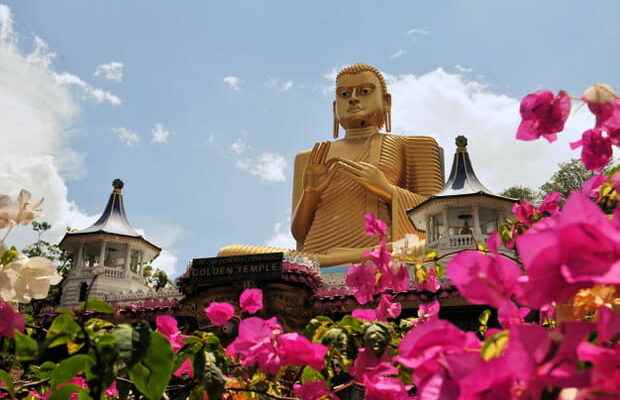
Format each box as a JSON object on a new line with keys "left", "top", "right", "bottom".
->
{"left": 335, "top": 71, "right": 387, "bottom": 130}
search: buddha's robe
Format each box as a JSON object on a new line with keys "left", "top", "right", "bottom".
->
{"left": 292, "top": 134, "right": 444, "bottom": 255}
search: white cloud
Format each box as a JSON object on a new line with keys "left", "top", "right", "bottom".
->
{"left": 113, "top": 127, "right": 140, "bottom": 146}
{"left": 407, "top": 27, "right": 430, "bottom": 36}
{"left": 223, "top": 75, "right": 241, "bottom": 91}
{"left": 0, "top": 3, "right": 98, "bottom": 248}
{"left": 265, "top": 218, "right": 296, "bottom": 249}
{"left": 151, "top": 123, "right": 172, "bottom": 144}
{"left": 54, "top": 72, "right": 122, "bottom": 105}
{"left": 236, "top": 153, "right": 287, "bottom": 183}
{"left": 390, "top": 49, "right": 406, "bottom": 59}
{"left": 455, "top": 64, "right": 473, "bottom": 73}
{"left": 387, "top": 68, "right": 593, "bottom": 191}
{"left": 137, "top": 222, "right": 184, "bottom": 278}
{"left": 265, "top": 77, "right": 293, "bottom": 92}
{"left": 94, "top": 61, "right": 124, "bottom": 82}
{"left": 230, "top": 137, "right": 249, "bottom": 155}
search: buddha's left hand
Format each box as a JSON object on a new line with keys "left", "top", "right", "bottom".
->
{"left": 337, "top": 159, "right": 395, "bottom": 201}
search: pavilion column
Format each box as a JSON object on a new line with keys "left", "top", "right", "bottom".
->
{"left": 76, "top": 242, "right": 84, "bottom": 270}
{"left": 99, "top": 241, "right": 107, "bottom": 268}
{"left": 425, "top": 216, "right": 431, "bottom": 242}
{"left": 441, "top": 208, "right": 449, "bottom": 239}
{"left": 124, "top": 244, "right": 131, "bottom": 278}
{"left": 472, "top": 206, "right": 481, "bottom": 236}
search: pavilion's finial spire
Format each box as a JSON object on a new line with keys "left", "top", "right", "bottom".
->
{"left": 455, "top": 135, "right": 468, "bottom": 152}
{"left": 112, "top": 178, "right": 124, "bottom": 194}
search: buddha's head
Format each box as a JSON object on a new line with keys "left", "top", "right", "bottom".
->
{"left": 334, "top": 64, "right": 392, "bottom": 135}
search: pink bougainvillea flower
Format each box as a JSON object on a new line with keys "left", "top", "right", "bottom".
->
{"left": 539, "top": 192, "right": 562, "bottom": 216}
{"left": 447, "top": 250, "right": 522, "bottom": 308}
{"left": 375, "top": 294, "right": 401, "bottom": 321}
{"left": 365, "top": 242, "right": 391, "bottom": 273}
{"left": 351, "top": 347, "right": 398, "bottom": 382}
{"left": 570, "top": 129, "right": 613, "bottom": 172}
{"left": 378, "top": 262, "right": 411, "bottom": 293}
{"left": 345, "top": 263, "right": 377, "bottom": 305}
{"left": 173, "top": 358, "right": 194, "bottom": 378}
{"left": 293, "top": 381, "right": 335, "bottom": 400}
{"left": 516, "top": 90, "right": 571, "bottom": 142}
{"left": 155, "top": 314, "right": 185, "bottom": 352}
{"left": 596, "top": 306, "right": 620, "bottom": 343}
{"left": 364, "top": 213, "right": 388, "bottom": 240}
{"left": 363, "top": 375, "right": 410, "bottom": 400}
{"left": 396, "top": 319, "right": 480, "bottom": 397}
{"left": 239, "top": 288, "right": 263, "bottom": 314}
{"left": 516, "top": 192, "right": 620, "bottom": 308}
{"left": 0, "top": 300, "right": 25, "bottom": 337}
{"left": 277, "top": 332, "right": 327, "bottom": 371}
{"left": 204, "top": 302, "right": 235, "bottom": 327}
{"left": 418, "top": 300, "right": 440, "bottom": 322}
{"left": 577, "top": 341, "right": 620, "bottom": 394}
{"left": 226, "top": 316, "right": 282, "bottom": 373}
{"left": 512, "top": 200, "right": 537, "bottom": 226}
{"left": 105, "top": 381, "right": 119, "bottom": 397}
{"left": 585, "top": 97, "right": 620, "bottom": 132}
{"left": 581, "top": 174, "right": 606, "bottom": 199}
{"left": 416, "top": 265, "right": 440, "bottom": 293}
{"left": 352, "top": 308, "right": 377, "bottom": 322}
{"left": 497, "top": 301, "right": 529, "bottom": 329}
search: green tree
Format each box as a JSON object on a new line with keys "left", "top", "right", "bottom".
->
{"left": 500, "top": 185, "right": 539, "bottom": 202}
{"left": 142, "top": 264, "right": 171, "bottom": 291}
{"left": 540, "top": 159, "right": 593, "bottom": 198}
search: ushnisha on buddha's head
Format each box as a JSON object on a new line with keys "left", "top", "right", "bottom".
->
{"left": 333, "top": 64, "right": 392, "bottom": 136}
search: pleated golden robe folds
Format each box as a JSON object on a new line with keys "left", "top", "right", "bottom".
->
{"left": 292, "top": 134, "right": 443, "bottom": 255}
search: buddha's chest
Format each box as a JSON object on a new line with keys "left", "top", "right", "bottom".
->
{"left": 326, "top": 135, "right": 382, "bottom": 164}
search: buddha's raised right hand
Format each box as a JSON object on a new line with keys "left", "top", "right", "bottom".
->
{"left": 303, "top": 141, "right": 335, "bottom": 194}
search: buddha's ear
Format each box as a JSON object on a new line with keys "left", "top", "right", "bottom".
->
{"left": 384, "top": 93, "right": 392, "bottom": 110}
{"left": 383, "top": 93, "right": 392, "bottom": 132}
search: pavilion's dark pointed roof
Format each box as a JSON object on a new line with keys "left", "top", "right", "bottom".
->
{"left": 407, "top": 136, "right": 515, "bottom": 214}
{"left": 60, "top": 179, "right": 160, "bottom": 250}
{"left": 436, "top": 135, "right": 493, "bottom": 197}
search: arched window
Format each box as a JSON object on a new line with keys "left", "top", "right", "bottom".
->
{"left": 79, "top": 282, "right": 88, "bottom": 302}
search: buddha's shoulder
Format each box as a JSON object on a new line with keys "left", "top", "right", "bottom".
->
{"left": 383, "top": 133, "right": 439, "bottom": 146}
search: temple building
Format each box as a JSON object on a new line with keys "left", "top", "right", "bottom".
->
{"left": 58, "top": 179, "right": 179, "bottom": 307}
{"left": 407, "top": 135, "right": 515, "bottom": 255}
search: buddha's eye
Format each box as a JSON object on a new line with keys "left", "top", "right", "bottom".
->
{"left": 339, "top": 89, "right": 351, "bottom": 98}
{"left": 358, "top": 84, "right": 375, "bottom": 96}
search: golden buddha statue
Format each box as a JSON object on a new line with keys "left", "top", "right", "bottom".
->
{"left": 219, "top": 64, "right": 443, "bottom": 266}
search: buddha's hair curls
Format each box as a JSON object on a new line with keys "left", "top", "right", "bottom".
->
{"left": 336, "top": 64, "right": 389, "bottom": 96}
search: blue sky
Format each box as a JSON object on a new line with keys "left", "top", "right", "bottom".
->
{"left": 2, "top": 1, "right": 619, "bottom": 276}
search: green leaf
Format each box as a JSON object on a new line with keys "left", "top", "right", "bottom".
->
{"left": 83, "top": 299, "right": 114, "bottom": 314}
{"left": 34, "top": 361, "right": 57, "bottom": 379}
{"left": 0, "top": 369, "right": 15, "bottom": 397}
{"left": 481, "top": 330, "right": 510, "bottom": 361}
{"left": 128, "top": 331, "right": 174, "bottom": 400}
{"left": 338, "top": 315, "right": 365, "bottom": 334}
{"left": 50, "top": 354, "right": 95, "bottom": 387}
{"left": 111, "top": 324, "right": 133, "bottom": 363}
{"left": 47, "top": 313, "right": 81, "bottom": 348}
{"left": 301, "top": 366, "right": 324, "bottom": 384}
{"left": 49, "top": 384, "right": 82, "bottom": 400}
{"left": 15, "top": 331, "right": 38, "bottom": 361}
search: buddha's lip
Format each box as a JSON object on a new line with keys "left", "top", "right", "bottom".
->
{"left": 347, "top": 107, "right": 363, "bottom": 112}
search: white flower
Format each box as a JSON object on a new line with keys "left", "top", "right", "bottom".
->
{"left": 0, "top": 189, "right": 44, "bottom": 229}
{"left": 0, "top": 267, "right": 17, "bottom": 302}
{"left": 8, "top": 256, "right": 61, "bottom": 303}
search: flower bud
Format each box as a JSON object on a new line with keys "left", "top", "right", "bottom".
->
{"left": 583, "top": 83, "right": 617, "bottom": 104}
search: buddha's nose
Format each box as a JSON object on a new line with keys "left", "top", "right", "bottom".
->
{"left": 349, "top": 96, "right": 359, "bottom": 106}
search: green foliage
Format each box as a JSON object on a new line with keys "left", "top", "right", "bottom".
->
{"left": 128, "top": 332, "right": 174, "bottom": 400}
{"left": 500, "top": 185, "right": 539, "bottom": 201}
{"left": 0, "top": 369, "right": 15, "bottom": 397}
{"left": 82, "top": 299, "right": 114, "bottom": 314}
{"left": 540, "top": 159, "right": 593, "bottom": 197}
{"left": 50, "top": 354, "right": 95, "bottom": 387}
{"left": 47, "top": 312, "right": 82, "bottom": 348}
{"left": 15, "top": 332, "right": 38, "bottom": 362}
